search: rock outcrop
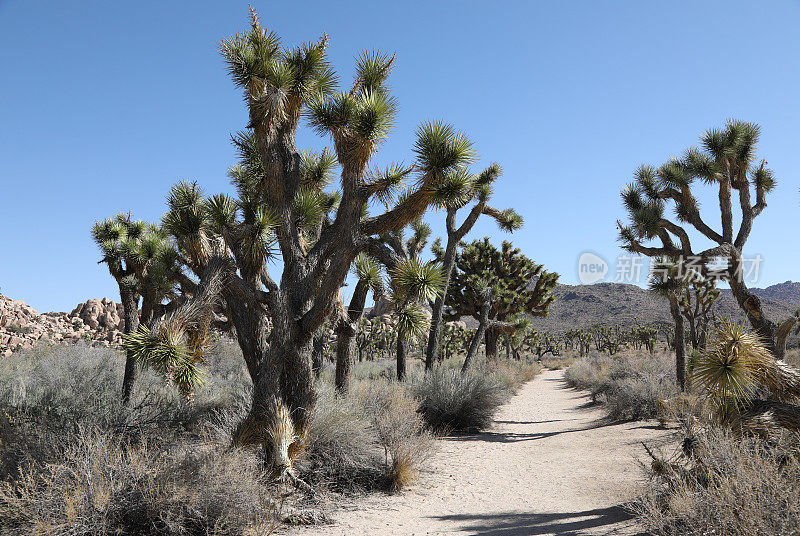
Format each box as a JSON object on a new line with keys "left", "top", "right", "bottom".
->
{"left": 0, "top": 295, "right": 125, "bottom": 357}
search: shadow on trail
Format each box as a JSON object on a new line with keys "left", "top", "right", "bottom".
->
{"left": 494, "top": 419, "right": 575, "bottom": 425}
{"left": 444, "top": 420, "right": 614, "bottom": 444}
{"left": 432, "top": 505, "right": 644, "bottom": 536}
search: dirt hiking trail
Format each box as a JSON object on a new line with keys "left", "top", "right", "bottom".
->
{"left": 296, "top": 369, "right": 673, "bottom": 536}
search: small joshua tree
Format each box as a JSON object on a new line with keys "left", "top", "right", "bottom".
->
{"left": 91, "top": 213, "right": 182, "bottom": 404}
{"left": 446, "top": 238, "right": 558, "bottom": 364}
{"left": 679, "top": 274, "right": 720, "bottom": 350}
{"left": 649, "top": 257, "right": 689, "bottom": 390}
{"left": 424, "top": 164, "right": 522, "bottom": 370}
{"left": 618, "top": 120, "right": 795, "bottom": 357}
{"left": 389, "top": 258, "right": 444, "bottom": 379}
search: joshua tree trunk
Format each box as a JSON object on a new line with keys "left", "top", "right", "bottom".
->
{"left": 728, "top": 268, "right": 779, "bottom": 356}
{"left": 120, "top": 288, "right": 140, "bottom": 405}
{"left": 484, "top": 328, "right": 500, "bottom": 362}
{"left": 462, "top": 298, "right": 490, "bottom": 373}
{"left": 668, "top": 293, "right": 687, "bottom": 391}
{"left": 425, "top": 229, "right": 458, "bottom": 370}
{"left": 335, "top": 324, "right": 355, "bottom": 393}
{"left": 396, "top": 338, "right": 407, "bottom": 380}
{"left": 334, "top": 278, "right": 371, "bottom": 393}
{"left": 312, "top": 333, "right": 324, "bottom": 378}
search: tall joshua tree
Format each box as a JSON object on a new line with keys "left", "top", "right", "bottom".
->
{"left": 424, "top": 164, "right": 522, "bottom": 370}
{"left": 618, "top": 119, "right": 795, "bottom": 357}
{"left": 91, "top": 213, "right": 181, "bottom": 404}
{"left": 445, "top": 238, "right": 558, "bottom": 362}
{"left": 132, "top": 11, "right": 479, "bottom": 474}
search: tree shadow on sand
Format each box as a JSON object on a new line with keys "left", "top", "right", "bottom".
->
{"left": 444, "top": 420, "right": 613, "bottom": 443}
{"left": 432, "top": 505, "right": 646, "bottom": 536}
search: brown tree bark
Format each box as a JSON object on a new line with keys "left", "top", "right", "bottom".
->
{"left": 396, "top": 338, "right": 407, "bottom": 380}
{"left": 668, "top": 293, "right": 687, "bottom": 391}
{"left": 120, "top": 288, "right": 140, "bottom": 406}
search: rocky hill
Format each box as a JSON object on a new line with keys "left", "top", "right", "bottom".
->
{"left": 0, "top": 296, "right": 125, "bottom": 357}
{"left": 528, "top": 281, "right": 799, "bottom": 335}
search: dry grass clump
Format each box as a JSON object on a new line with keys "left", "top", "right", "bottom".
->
{"left": 0, "top": 342, "right": 281, "bottom": 535}
{"left": 411, "top": 366, "right": 508, "bottom": 433}
{"left": 636, "top": 428, "right": 800, "bottom": 536}
{"left": 298, "top": 383, "right": 384, "bottom": 491}
{"left": 0, "top": 431, "right": 277, "bottom": 536}
{"left": 358, "top": 381, "right": 434, "bottom": 491}
{"left": 564, "top": 350, "right": 677, "bottom": 420}
{"left": 299, "top": 381, "right": 434, "bottom": 492}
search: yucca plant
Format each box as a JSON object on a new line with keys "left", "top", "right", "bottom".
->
{"left": 691, "top": 320, "right": 800, "bottom": 435}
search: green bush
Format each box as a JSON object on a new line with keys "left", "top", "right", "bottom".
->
{"left": 411, "top": 367, "right": 508, "bottom": 433}
{"left": 564, "top": 350, "right": 676, "bottom": 420}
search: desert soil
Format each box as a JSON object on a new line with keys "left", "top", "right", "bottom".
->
{"left": 293, "top": 369, "right": 674, "bottom": 536}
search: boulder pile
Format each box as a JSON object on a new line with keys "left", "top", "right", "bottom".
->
{"left": 0, "top": 295, "right": 125, "bottom": 357}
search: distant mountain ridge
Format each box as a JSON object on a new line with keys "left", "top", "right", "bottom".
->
{"left": 528, "top": 281, "right": 799, "bottom": 335}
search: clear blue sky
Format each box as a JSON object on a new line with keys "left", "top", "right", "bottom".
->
{"left": 1, "top": 0, "right": 799, "bottom": 312}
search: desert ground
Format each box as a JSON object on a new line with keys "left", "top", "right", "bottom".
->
{"left": 296, "top": 369, "right": 674, "bottom": 536}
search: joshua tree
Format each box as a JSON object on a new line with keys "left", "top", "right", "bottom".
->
{"left": 618, "top": 119, "right": 795, "bottom": 357}
{"left": 446, "top": 238, "right": 558, "bottom": 362}
{"left": 649, "top": 256, "right": 694, "bottom": 390}
{"left": 334, "top": 253, "right": 383, "bottom": 393}
{"left": 679, "top": 275, "right": 720, "bottom": 350}
{"left": 424, "top": 166, "right": 522, "bottom": 370}
{"left": 388, "top": 258, "right": 444, "bottom": 379}
{"left": 129, "top": 12, "right": 478, "bottom": 473}
{"left": 91, "top": 213, "right": 182, "bottom": 404}
{"left": 528, "top": 329, "right": 563, "bottom": 359}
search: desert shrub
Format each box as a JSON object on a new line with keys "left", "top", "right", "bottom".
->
{"left": 412, "top": 367, "right": 508, "bottom": 433}
{"left": 565, "top": 350, "right": 676, "bottom": 420}
{"left": 298, "top": 383, "right": 384, "bottom": 491}
{"left": 491, "top": 360, "right": 543, "bottom": 390}
{"left": 637, "top": 428, "right": 800, "bottom": 536}
{"left": 0, "top": 431, "right": 277, "bottom": 536}
{"left": 357, "top": 381, "right": 434, "bottom": 490}
{"left": 299, "top": 380, "right": 434, "bottom": 492}
{"left": 0, "top": 342, "right": 251, "bottom": 480}
{"left": 563, "top": 352, "right": 612, "bottom": 391}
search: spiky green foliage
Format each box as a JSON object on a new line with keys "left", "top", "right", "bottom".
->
{"left": 387, "top": 258, "right": 443, "bottom": 341}
{"left": 445, "top": 239, "right": 558, "bottom": 325}
{"left": 124, "top": 327, "right": 205, "bottom": 401}
{"left": 391, "top": 258, "right": 444, "bottom": 306}
{"left": 92, "top": 214, "right": 181, "bottom": 306}
{"left": 352, "top": 253, "right": 383, "bottom": 295}
{"left": 690, "top": 320, "right": 800, "bottom": 436}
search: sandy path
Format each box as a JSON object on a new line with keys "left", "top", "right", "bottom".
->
{"left": 295, "top": 369, "right": 672, "bottom": 536}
